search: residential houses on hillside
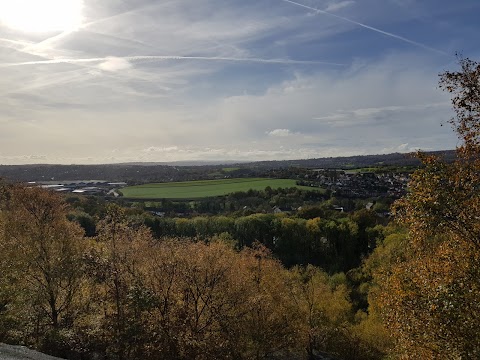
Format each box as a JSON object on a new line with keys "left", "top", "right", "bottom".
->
{"left": 298, "top": 169, "right": 409, "bottom": 199}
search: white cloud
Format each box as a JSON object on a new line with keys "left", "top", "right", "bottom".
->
{"left": 267, "top": 129, "right": 294, "bottom": 137}
{"left": 380, "top": 143, "right": 421, "bottom": 154}
{"left": 0, "top": 50, "right": 457, "bottom": 165}
{"left": 313, "top": 102, "right": 449, "bottom": 127}
{"left": 210, "top": 52, "right": 455, "bottom": 153}
{"left": 143, "top": 146, "right": 179, "bottom": 153}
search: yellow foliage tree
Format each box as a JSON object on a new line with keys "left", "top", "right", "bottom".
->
{"left": 377, "top": 57, "right": 480, "bottom": 359}
{"left": 0, "top": 184, "right": 86, "bottom": 354}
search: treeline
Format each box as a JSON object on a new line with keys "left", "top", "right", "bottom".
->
{"left": 143, "top": 210, "right": 381, "bottom": 273}
{"left": 0, "top": 184, "right": 390, "bottom": 360}
{"left": 192, "top": 186, "right": 330, "bottom": 214}
{"left": 146, "top": 186, "right": 330, "bottom": 216}
{"left": 67, "top": 189, "right": 382, "bottom": 274}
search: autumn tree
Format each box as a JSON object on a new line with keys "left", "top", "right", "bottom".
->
{"left": 136, "top": 240, "right": 303, "bottom": 360}
{"left": 80, "top": 204, "right": 155, "bottom": 360}
{"left": 376, "top": 57, "right": 480, "bottom": 358}
{"left": 0, "top": 182, "right": 23, "bottom": 342}
{"left": 0, "top": 184, "right": 86, "bottom": 355}
{"left": 291, "top": 265, "right": 351, "bottom": 359}
{"left": 238, "top": 244, "right": 302, "bottom": 360}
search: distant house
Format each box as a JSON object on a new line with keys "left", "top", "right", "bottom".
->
{"left": 150, "top": 211, "right": 166, "bottom": 217}
{"left": 40, "top": 184, "right": 70, "bottom": 192}
{"left": 273, "top": 206, "right": 295, "bottom": 214}
{"left": 107, "top": 189, "right": 121, "bottom": 197}
{"left": 72, "top": 187, "right": 103, "bottom": 195}
{"left": 108, "top": 182, "right": 127, "bottom": 187}
{"left": 53, "top": 187, "right": 70, "bottom": 192}
{"left": 40, "top": 184, "right": 64, "bottom": 189}
{"left": 72, "top": 190, "right": 86, "bottom": 194}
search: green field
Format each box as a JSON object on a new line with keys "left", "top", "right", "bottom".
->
{"left": 121, "top": 178, "right": 324, "bottom": 199}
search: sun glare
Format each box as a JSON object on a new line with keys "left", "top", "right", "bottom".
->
{"left": 0, "top": 0, "right": 83, "bottom": 33}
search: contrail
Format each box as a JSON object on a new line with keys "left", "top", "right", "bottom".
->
{"left": 0, "top": 55, "right": 345, "bottom": 67}
{"left": 280, "top": 0, "right": 448, "bottom": 56}
{"left": 0, "top": 37, "right": 32, "bottom": 47}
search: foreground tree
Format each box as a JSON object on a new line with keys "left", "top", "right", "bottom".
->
{"left": 138, "top": 241, "right": 303, "bottom": 360}
{"left": 0, "top": 185, "right": 86, "bottom": 354}
{"left": 79, "top": 205, "right": 155, "bottom": 359}
{"left": 291, "top": 265, "right": 351, "bottom": 359}
{"left": 376, "top": 57, "right": 480, "bottom": 358}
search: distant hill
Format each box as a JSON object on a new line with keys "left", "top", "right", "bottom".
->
{"left": 240, "top": 150, "right": 456, "bottom": 169}
{"left": 119, "top": 160, "right": 247, "bottom": 166}
{"left": 0, "top": 150, "right": 456, "bottom": 183}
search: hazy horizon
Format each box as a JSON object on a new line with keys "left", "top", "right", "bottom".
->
{"left": 1, "top": 0, "right": 479, "bottom": 165}
{"left": 0, "top": 148, "right": 456, "bottom": 167}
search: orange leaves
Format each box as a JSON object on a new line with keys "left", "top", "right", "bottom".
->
{"left": 0, "top": 184, "right": 87, "bottom": 351}
{"left": 372, "top": 57, "right": 480, "bottom": 358}
{"left": 439, "top": 56, "right": 480, "bottom": 152}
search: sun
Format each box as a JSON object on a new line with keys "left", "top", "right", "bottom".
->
{"left": 0, "top": 0, "right": 83, "bottom": 33}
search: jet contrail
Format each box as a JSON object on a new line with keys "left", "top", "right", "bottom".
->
{"left": 0, "top": 55, "right": 345, "bottom": 67}
{"left": 280, "top": 0, "right": 449, "bottom": 56}
{"left": 0, "top": 37, "right": 32, "bottom": 47}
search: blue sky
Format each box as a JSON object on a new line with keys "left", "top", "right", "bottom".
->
{"left": 0, "top": 0, "right": 479, "bottom": 164}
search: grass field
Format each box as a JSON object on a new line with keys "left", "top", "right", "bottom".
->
{"left": 121, "top": 178, "right": 324, "bottom": 199}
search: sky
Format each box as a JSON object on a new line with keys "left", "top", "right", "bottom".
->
{"left": 0, "top": 0, "right": 479, "bottom": 164}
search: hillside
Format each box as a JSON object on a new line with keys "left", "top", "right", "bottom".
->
{"left": 0, "top": 150, "right": 455, "bottom": 183}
